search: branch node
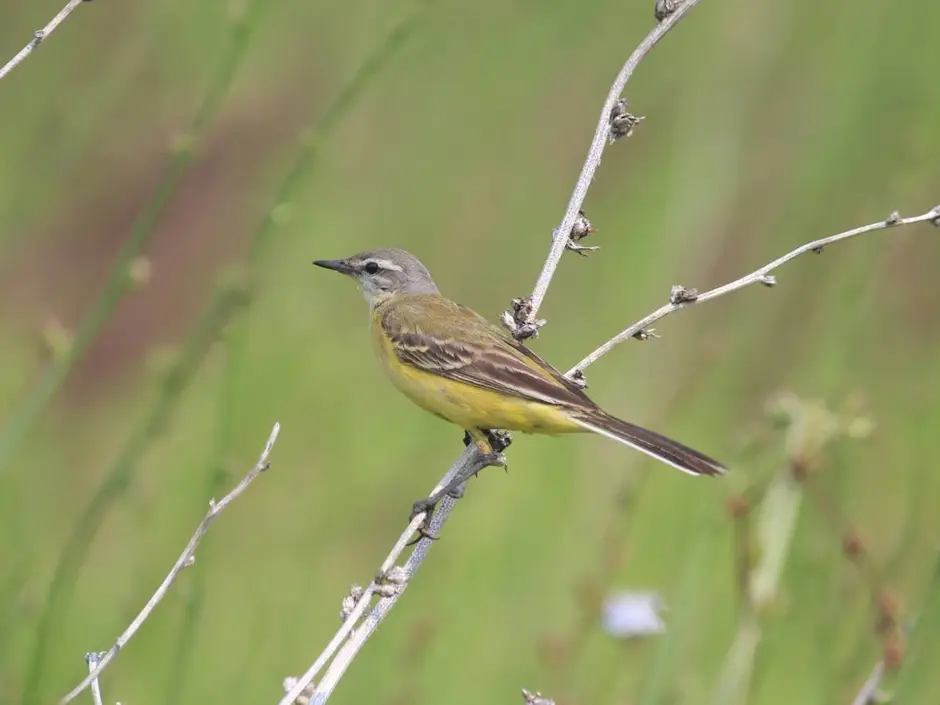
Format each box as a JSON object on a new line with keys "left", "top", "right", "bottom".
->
{"left": 654, "top": 0, "right": 684, "bottom": 22}
{"left": 282, "top": 677, "right": 315, "bottom": 705}
{"left": 522, "top": 688, "right": 556, "bottom": 705}
{"left": 758, "top": 274, "right": 777, "bottom": 287}
{"left": 376, "top": 565, "right": 409, "bottom": 586}
{"left": 374, "top": 583, "right": 399, "bottom": 598}
{"left": 632, "top": 327, "right": 661, "bottom": 341}
{"left": 562, "top": 210, "right": 599, "bottom": 255}
{"left": 340, "top": 585, "right": 366, "bottom": 622}
{"left": 930, "top": 205, "right": 940, "bottom": 227}
{"left": 669, "top": 285, "right": 699, "bottom": 305}
{"left": 885, "top": 210, "right": 902, "bottom": 226}
{"left": 811, "top": 245, "right": 825, "bottom": 254}
{"left": 569, "top": 369, "right": 588, "bottom": 389}
{"left": 609, "top": 98, "right": 644, "bottom": 142}
{"left": 502, "top": 296, "right": 544, "bottom": 340}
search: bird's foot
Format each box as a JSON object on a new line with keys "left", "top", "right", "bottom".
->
{"left": 407, "top": 497, "right": 442, "bottom": 544}
{"left": 476, "top": 451, "right": 508, "bottom": 475}
{"left": 462, "top": 429, "right": 512, "bottom": 453}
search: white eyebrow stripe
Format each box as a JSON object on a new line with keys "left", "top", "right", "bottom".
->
{"left": 372, "top": 259, "right": 403, "bottom": 272}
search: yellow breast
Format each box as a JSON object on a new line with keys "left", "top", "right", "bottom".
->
{"left": 370, "top": 309, "right": 580, "bottom": 435}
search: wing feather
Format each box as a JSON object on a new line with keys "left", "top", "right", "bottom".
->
{"left": 379, "top": 295, "right": 593, "bottom": 408}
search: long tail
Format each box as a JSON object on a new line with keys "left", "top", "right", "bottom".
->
{"left": 569, "top": 410, "right": 725, "bottom": 477}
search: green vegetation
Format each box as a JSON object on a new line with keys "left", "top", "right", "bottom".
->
{"left": 0, "top": 1, "right": 938, "bottom": 704}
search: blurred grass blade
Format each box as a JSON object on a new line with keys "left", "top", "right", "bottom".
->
{"left": 20, "top": 289, "right": 247, "bottom": 705}
{"left": 636, "top": 531, "right": 710, "bottom": 705}
{"left": 162, "top": 5, "right": 435, "bottom": 702}
{"left": 890, "top": 556, "right": 940, "bottom": 702}
{"left": 0, "top": 0, "right": 267, "bottom": 476}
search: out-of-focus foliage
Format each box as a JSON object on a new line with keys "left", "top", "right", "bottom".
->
{"left": 1, "top": 1, "right": 938, "bottom": 704}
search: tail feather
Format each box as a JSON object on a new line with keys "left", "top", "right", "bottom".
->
{"left": 569, "top": 410, "right": 725, "bottom": 477}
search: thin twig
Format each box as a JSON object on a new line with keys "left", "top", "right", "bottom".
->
{"left": 59, "top": 423, "right": 281, "bottom": 705}
{"left": 84, "top": 652, "right": 103, "bottom": 705}
{"left": 568, "top": 207, "right": 940, "bottom": 375}
{"left": 517, "top": 0, "right": 702, "bottom": 334}
{"left": 849, "top": 661, "right": 884, "bottom": 705}
{"left": 0, "top": 0, "right": 90, "bottom": 83}
{"left": 0, "top": 0, "right": 265, "bottom": 477}
{"left": 164, "top": 8, "right": 427, "bottom": 699}
{"left": 279, "top": 448, "right": 472, "bottom": 705}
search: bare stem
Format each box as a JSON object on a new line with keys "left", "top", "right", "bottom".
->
{"left": 0, "top": 0, "right": 90, "bottom": 83}
{"left": 83, "top": 653, "right": 103, "bottom": 705}
{"left": 59, "top": 423, "right": 281, "bottom": 705}
{"left": 568, "top": 207, "right": 940, "bottom": 375}
{"left": 520, "top": 0, "right": 702, "bottom": 330}
{"left": 279, "top": 448, "right": 473, "bottom": 705}
{"left": 849, "top": 661, "right": 884, "bottom": 705}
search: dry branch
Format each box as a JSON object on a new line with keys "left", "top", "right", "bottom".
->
{"left": 510, "top": 0, "right": 703, "bottom": 338}
{"left": 60, "top": 423, "right": 281, "bottom": 705}
{"left": 569, "top": 207, "right": 940, "bottom": 375}
{"left": 0, "top": 0, "right": 91, "bottom": 83}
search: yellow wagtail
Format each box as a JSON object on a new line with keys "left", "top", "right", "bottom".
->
{"left": 314, "top": 248, "right": 725, "bottom": 520}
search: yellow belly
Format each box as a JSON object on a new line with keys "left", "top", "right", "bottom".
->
{"left": 372, "top": 324, "right": 580, "bottom": 434}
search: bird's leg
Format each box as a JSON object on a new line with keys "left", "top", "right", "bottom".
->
{"left": 408, "top": 430, "right": 508, "bottom": 543}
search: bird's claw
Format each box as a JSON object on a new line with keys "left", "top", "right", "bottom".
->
{"left": 407, "top": 497, "right": 443, "bottom": 545}
{"left": 476, "top": 451, "right": 508, "bottom": 474}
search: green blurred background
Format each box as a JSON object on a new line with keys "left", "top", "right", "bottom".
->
{"left": 1, "top": 0, "right": 938, "bottom": 703}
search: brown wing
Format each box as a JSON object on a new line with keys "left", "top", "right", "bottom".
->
{"left": 379, "top": 295, "right": 594, "bottom": 408}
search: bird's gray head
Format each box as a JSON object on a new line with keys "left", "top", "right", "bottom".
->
{"left": 313, "top": 248, "right": 439, "bottom": 307}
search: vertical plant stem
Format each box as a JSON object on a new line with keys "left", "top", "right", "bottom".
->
{"left": 162, "top": 6, "right": 433, "bottom": 701}
{"left": 0, "top": 0, "right": 266, "bottom": 476}
{"left": 21, "top": 290, "right": 246, "bottom": 705}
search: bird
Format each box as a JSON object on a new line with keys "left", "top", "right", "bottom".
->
{"left": 314, "top": 248, "right": 725, "bottom": 522}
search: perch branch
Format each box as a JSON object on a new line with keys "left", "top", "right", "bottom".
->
{"left": 518, "top": 0, "right": 702, "bottom": 334}
{"left": 60, "top": 422, "right": 281, "bottom": 705}
{"left": 569, "top": 207, "right": 940, "bottom": 375}
{"left": 0, "top": 0, "right": 91, "bottom": 83}
{"left": 279, "top": 448, "right": 472, "bottom": 705}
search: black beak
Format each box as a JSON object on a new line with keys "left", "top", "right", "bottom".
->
{"left": 313, "top": 259, "right": 355, "bottom": 275}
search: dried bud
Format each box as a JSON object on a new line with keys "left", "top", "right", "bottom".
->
{"left": 632, "top": 328, "right": 661, "bottom": 341}
{"left": 842, "top": 530, "right": 866, "bottom": 559}
{"left": 504, "top": 296, "right": 544, "bottom": 340}
{"left": 375, "top": 583, "right": 398, "bottom": 598}
{"left": 654, "top": 0, "right": 683, "bottom": 22}
{"left": 883, "top": 632, "right": 905, "bottom": 670}
{"left": 609, "top": 98, "right": 644, "bottom": 141}
{"left": 522, "top": 688, "right": 556, "bottom": 705}
{"left": 669, "top": 285, "right": 698, "bottom": 305}
{"left": 564, "top": 210, "right": 600, "bottom": 255}
{"left": 790, "top": 456, "right": 811, "bottom": 482}
{"left": 725, "top": 494, "right": 750, "bottom": 519}
{"left": 570, "top": 210, "right": 595, "bottom": 242}
{"left": 811, "top": 245, "right": 825, "bottom": 254}
{"left": 930, "top": 205, "right": 940, "bottom": 227}
{"left": 877, "top": 590, "right": 901, "bottom": 625}
{"left": 758, "top": 274, "right": 776, "bottom": 287}
{"left": 379, "top": 566, "right": 409, "bottom": 585}
{"left": 569, "top": 369, "right": 588, "bottom": 388}
{"left": 885, "top": 210, "right": 902, "bottom": 226}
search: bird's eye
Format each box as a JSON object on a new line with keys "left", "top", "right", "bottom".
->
{"left": 363, "top": 261, "right": 380, "bottom": 275}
